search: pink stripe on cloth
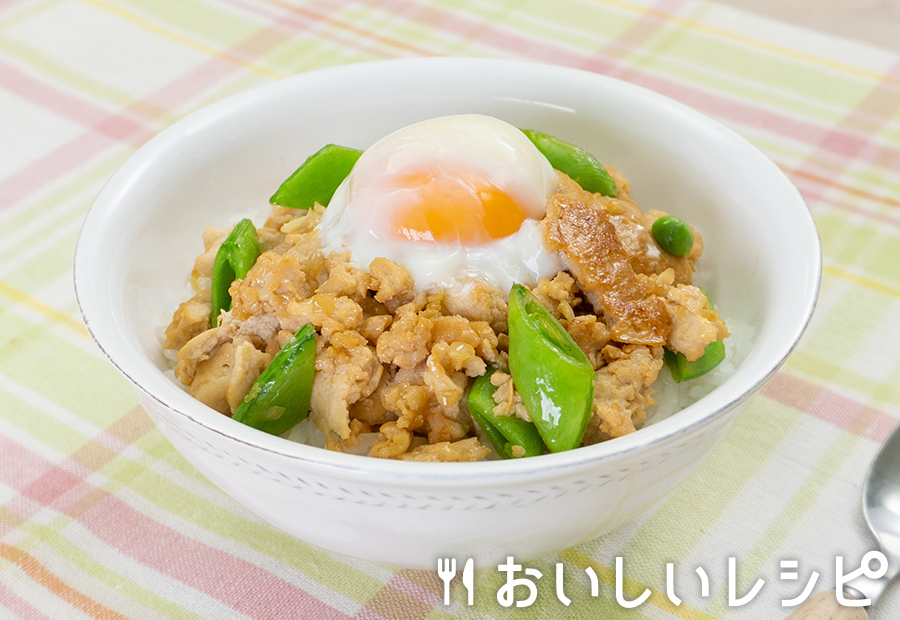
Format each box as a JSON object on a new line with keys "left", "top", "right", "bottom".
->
{"left": 0, "top": 437, "right": 351, "bottom": 619}
{"left": 794, "top": 183, "right": 900, "bottom": 229}
{"left": 389, "top": 572, "right": 442, "bottom": 608}
{"left": 0, "top": 130, "right": 119, "bottom": 210}
{"left": 629, "top": 74, "right": 898, "bottom": 165}
{"left": 0, "top": 60, "right": 151, "bottom": 141}
{"left": 139, "top": 53, "right": 238, "bottom": 114}
{"left": 0, "top": 435, "right": 103, "bottom": 535}
{"left": 0, "top": 22, "right": 274, "bottom": 210}
{"left": 404, "top": 1, "right": 617, "bottom": 75}
{"left": 78, "top": 495, "right": 352, "bottom": 620}
{"left": 0, "top": 582, "right": 54, "bottom": 620}
{"left": 378, "top": 0, "right": 899, "bottom": 169}
{"left": 352, "top": 608, "right": 392, "bottom": 620}
{"left": 221, "top": 0, "right": 401, "bottom": 59}
{"left": 761, "top": 373, "right": 898, "bottom": 442}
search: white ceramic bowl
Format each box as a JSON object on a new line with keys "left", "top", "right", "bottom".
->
{"left": 75, "top": 58, "right": 820, "bottom": 569}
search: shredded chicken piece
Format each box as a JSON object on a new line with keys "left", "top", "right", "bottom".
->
{"left": 264, "top": 329, "right": 295, "bottom": 356}
{"left": 360, "top": 315, "right": 393, "bottom": 343}
{"left": 279, "top": 204, "right": 325, "bottom": 235}
{"left": 310, "top": 331, "right": 382, "bottom": 439}
{"left": 489, "top": 371, "right": 529, "bottom": 421}
{"left": 175, "top": 322, "right": 237, "bottom": 385}
{"left": 192, "top": 226, "right": 229, "bottom": 283}
{"left": 255, "top": 205, "right": 318, "bottom": 248}
{"left": 229, "top": 249, "right": 309, "bottom": 322}
{"left": 530, "top": 272, "right": 580, "bottom": 321}
{"left": 432, "top": 316, "right": 500, "bottom": 365}
{"left": 189, "top": 341, "right": 236, "bottom": 414}
{"left": 348, "top": 370, "right": 394, "bottom": 427}
{"left": 542, "top": 174, "right": 670, "bottom": 345}
{"left": 165, "top": 288, "right": 211, "bottom": 350}
{"left": 382, "top": 381, "right": 429, "bottom": 431}
{"left": 225, "top": 341, "right": 272, "bottom": 413}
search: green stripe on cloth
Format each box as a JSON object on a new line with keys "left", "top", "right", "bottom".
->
{"left": 618, "top": 397, "right": 800, "bottom": 570}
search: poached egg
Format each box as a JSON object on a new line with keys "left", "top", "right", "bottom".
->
{"left": 318, "top": 114, "right": 562, "bottom": 292}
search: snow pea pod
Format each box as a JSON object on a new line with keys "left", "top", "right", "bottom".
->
{"left": 521, "top": 129, "right": 617, "bottom": 197}
{"left": 467, "top": 367, "right": 544, "bottom": 459}
{"left": 269, "top": 144, "right": 362, "bottom": 210}
{"left": 209, "top": 218, "right": 260, "bottom": 328}
{"left": 232, "top": 324, "right": 317, "bottom": 436}
{"left": 664, "top": 288, "right": 726, "bottom": 382}
{"left": 507, "top": 284, "right": 595, "bottom": 452}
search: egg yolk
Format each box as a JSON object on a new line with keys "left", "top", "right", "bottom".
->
{"left": 390, "top": 168, "right": 526, "bottom": 244}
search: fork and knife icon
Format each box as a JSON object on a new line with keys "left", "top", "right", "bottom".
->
{"left": 437, "top": 557, "right": 474, "bottom": 605}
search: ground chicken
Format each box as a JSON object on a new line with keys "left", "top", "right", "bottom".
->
{"left": 310, "top": 331, "right": 382, "bottom": 440}
{"left": 440, "top": 277, "right": 509, "bottom": 333}
{"left": 369, "top": 257, "right": 416, "bottom": 311}
{"left": 664, "top": 285, "right": 729, "bottom": 361}
{"left": 398, "top": 437, "right": 490, "bottom": 462}
{"left": 583, "top": 344, "right": 664, "bottom": 444}
{"left": 375, "top": 294, "right": 434, "bottom": 369}
{"left": 317, "top": 252, "right": 372, "bottom": 303}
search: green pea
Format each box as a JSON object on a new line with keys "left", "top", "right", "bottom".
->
{"left": 232, "top": 324, "right": 317, "bottom": 436}
{"left": 210, "top": 218, "right": 260, "bottom": 328}
{"left": 467, "top": 367, "right": 544, "bottom": 459}
{"left": 651, "top": 215, "right": 694, "bottom": 257}
{"left": 270, "top": 144, "right": 362, "bottom": 210}
{"left": 521, "top": 129, "right": 618, "bottom": 197}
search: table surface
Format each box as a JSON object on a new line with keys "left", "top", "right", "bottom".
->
{"left": 2, "top": 1, "right": 900, "bottom": 619}
{"left": 717, "top": 0, "right": 900, "bottom": 53}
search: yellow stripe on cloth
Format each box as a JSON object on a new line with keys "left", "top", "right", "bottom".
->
{"left": 80, "top": 0, "right": 286, "bottom": 80}
{"left": 824, "top": 264, "right": 900, "bottom": 299}
{"left": 599, "top": 0, "right": 900, "bottom": 86}
{"left": 0, "top": 280, "right": 90, "bottom": 338}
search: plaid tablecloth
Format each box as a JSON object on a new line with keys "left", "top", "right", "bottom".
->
{"left": 2, "top": 0, "right": 899, "bottom": 618}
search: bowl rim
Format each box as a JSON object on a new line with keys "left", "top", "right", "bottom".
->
{"left": 74, "top": 57, "right": 822, "bottom": 486}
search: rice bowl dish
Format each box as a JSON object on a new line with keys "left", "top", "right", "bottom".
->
{"left": 75, "top": 58, "right": 819, "bottom": 566}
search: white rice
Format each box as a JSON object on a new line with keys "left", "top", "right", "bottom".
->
{"left": 644, "top": 317, "right": 754, "bottom": 426}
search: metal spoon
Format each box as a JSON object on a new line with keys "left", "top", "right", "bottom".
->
{"left": 787, "top": 424, "right": 900, "bottom": 619}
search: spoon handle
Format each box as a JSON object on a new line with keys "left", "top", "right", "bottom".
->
{"left": 785, "top": 591, "right": 869, "bottom": 620}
